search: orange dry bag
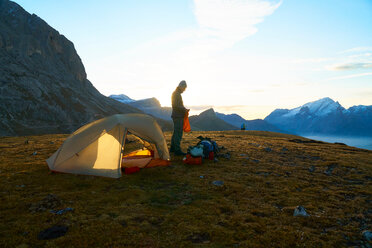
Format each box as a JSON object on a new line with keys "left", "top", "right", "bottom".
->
{"left": 183, "top": 110, "right": 191, "bottom": 132}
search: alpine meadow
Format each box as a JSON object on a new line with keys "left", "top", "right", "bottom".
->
{"left": 0, "top": 0, "right": 371, "bottom": 247}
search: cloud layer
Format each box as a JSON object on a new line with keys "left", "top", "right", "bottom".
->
{"left": 193, "top": 0, "right": 282, "bottom": 47}
{"left": 324, "top": 47, "right": 372, "bottom": 72}
{"left": 330, "top": 62, "right": 372, "bottom": 71}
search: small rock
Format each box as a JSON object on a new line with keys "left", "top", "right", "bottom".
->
{"left": 200, "top": 176, "right": 204, "bottom": 179}
{"left": 264, "top": 147, "right": 272, "bottom": 152}
{"left": 214, "top": 158, "right": 219, "bottom": 163}
{"left": 324, "top": 163, "right": 337, "bottom": 176}
{"left": 281, "top": 147, "right": 288, "bottom": 152}
{"left": 252, "top": 159, "right": 260, "bottom": 163}
{"left": 308, "top": 165, "right": 315, "bottom": 172}
{"left": 37, "top": 225, "right": 68, "bottom": 240}
{"left": 293, "top": 205, "right": 310, "bottom": 217}
{"left": 50, "top": 207, "right": 74, "bottom": 215}
{"left": 362, "top": 230, "right": 372, "bottom": 241}
{"left": 50, "top": 141, "right": 54, "bottom": 144}
{"left": 32, "top": 151, "right": 37, "bottom": 156}
{"left": 16, "top": 184, "right": 25, "bottom": 188}
{"left": 239, "top": 154, "right": 247, "bottom": 157}
{"left": 212, "top": 180, "right": 224, "bottom": 186}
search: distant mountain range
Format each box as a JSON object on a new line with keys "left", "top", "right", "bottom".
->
{"left": 216, "top": 112, "right": 285, "bottom": 133}
{"left": 109, "top": 94, "right": 278, "bottom": 132}
{"left": 265, "top": 97, "right": 372, "bottom": 136}
{"left": 110, "top": 94, "right": 372, "bottom": 137}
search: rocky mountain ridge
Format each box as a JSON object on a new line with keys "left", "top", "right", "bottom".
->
{"left": 110, "top": 94, "right": 172, "bottom": 121}
{"left": 188, "top": 108, "right": 238, "bottom": 131}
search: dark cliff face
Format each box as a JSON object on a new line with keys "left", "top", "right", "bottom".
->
{"left": 0, "top": 0, "right": 141, "bottom": 136}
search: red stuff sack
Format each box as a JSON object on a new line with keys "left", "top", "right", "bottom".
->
{"left": 208, "top": 151, "right": 214, "bottom": 160}
{"left": 183, "top": 154, "right": 202, "bottom": 165}
{"left": 124, "top": 167, "right": 140, "bottom": 174}
{"left": 183, "top": 110, "right": 191, "bottom": 133}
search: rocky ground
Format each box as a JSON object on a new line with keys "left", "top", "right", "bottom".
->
{"left": 0, "top": 131, "right": 371, "bottom": 247}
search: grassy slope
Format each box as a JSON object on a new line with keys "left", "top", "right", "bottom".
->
{"left": 0, "top": 131, "right": 371, "bottom": 247}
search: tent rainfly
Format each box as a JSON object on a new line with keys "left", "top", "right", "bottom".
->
{"left": 46, "top": 114, "right": 170, "bottom": 178}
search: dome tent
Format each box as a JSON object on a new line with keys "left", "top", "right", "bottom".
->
{"left": 46, "top": 114, "right": 170, "bottom": 178}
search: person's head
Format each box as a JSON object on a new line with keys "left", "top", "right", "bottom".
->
{"left": 178, "top": 80, "right": 187, "bottom": 93}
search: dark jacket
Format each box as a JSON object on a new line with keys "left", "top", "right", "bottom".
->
{"left": 171, "top": 87, "right": 187, "bottom": 118}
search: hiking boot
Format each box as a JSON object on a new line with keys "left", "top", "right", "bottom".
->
{"left": 174, "top": 151, "right": 186, "bottom": 156}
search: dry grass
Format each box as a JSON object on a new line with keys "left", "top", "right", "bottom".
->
{"left": 0, "top": 131, "right": 371, "bottom": 247}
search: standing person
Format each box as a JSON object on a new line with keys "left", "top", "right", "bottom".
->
{"left": 170, "top": 80, "right": 188, "bottom": 155}
{"left": 241, "top": 123, "right": 246, "bottom": 130}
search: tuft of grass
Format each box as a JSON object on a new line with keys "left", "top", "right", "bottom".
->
{"left": 0, "top": 131, "right": 371, "bottom": 247}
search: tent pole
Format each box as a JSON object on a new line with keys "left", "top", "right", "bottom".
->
{"left": 118, "top": 127, "right": 128, "bottom": 175}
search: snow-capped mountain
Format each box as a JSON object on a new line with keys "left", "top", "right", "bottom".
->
{"left": 280, "top": 97, "right": 345, "bottom": 118}
{"left": 265, "top": 98, "right": 372, "bottom": 136}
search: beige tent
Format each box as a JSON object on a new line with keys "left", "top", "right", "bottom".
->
{"left": 46, "top": 114, "right": 170, "bottom": 178}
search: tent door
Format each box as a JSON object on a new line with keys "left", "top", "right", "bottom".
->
{"left": 118, "top": 128, "right": 128, "bottom": 171}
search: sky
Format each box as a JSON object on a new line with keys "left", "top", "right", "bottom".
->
{"left": 13, "top": 0, "right": 372, "bottom": 119}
